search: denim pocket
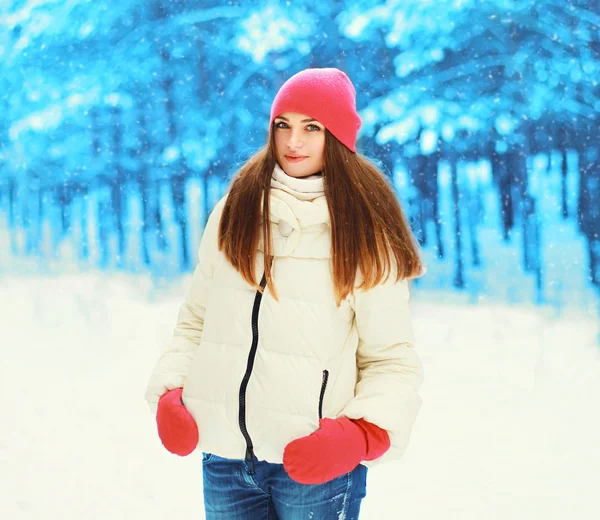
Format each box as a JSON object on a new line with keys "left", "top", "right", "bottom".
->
{"left": 201, "top": 452, "right": 215, "bottom": 464}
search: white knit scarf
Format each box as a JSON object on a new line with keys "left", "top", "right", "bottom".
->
{"left": 271, "top": 162, "right": 325, "bottom": 201}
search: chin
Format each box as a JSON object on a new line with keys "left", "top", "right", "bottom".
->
{"left": 278, "top": 156, "right": 320, "bottom": 177}
{"left": 286, "top": 165, "right": 319, "bottom": 178}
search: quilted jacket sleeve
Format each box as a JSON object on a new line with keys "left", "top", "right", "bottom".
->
{"left": 144, "top": 196, "right": 226, "bottom": 413}
{"left": 340, "top": 273, "right": 424, "bottom": 467}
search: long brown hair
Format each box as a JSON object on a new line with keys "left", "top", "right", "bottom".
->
{"left": 218, "top": 127, "right": 424, "bottom": 305}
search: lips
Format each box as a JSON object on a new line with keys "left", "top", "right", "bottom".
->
{"left": 285, "top": 154, "right": 308, "bottom": 163}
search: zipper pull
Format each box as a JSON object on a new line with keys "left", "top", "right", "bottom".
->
{"left": 319, "top": 369, "right": 329, "bottom": 420}
{"left": 245, "top": 446, "right": 256, "bottom": 475}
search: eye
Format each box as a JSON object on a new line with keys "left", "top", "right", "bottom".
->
{"left": 307, "top": 124, "right": 322, "bottom": 131}
{"left": 275, "top": 121, "right": 289, "bottom": 129}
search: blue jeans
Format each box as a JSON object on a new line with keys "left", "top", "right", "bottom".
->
{"left": 202, "top": 453, "right": 368, "bottom": 519}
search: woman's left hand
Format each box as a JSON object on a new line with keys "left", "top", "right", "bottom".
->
{"left": 282, "top": 417, "right": 389, "bottom": 485}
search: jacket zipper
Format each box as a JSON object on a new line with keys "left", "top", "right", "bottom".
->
{"left": 238, "top": 271, "right": 268, "bottom": 475}
{"left": 318, "top": 369, "right": 329, "bottom": 420}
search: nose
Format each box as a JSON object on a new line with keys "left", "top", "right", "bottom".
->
{"left": 286, "top": 129, "right": 304, "bottom": 150}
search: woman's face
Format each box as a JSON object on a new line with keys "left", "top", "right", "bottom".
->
{"left": 273, "top": 112, "right": 326, "bottom": 178}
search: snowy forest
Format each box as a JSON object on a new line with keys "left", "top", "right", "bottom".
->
{"left": 2, "top": 2, "right": 600, "bottom": 519}
{"left": 1, "top": 0, "right": 599, "bottom": 305}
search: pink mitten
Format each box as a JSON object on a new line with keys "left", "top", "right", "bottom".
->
{"left": 156, "top": 388, "right": 199, "bottom": 456}
{"left": 283, "top": 417, "right": 390, "bottom": 485}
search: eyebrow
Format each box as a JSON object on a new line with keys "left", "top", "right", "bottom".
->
{"left": 275, "top": 116, "right": 320, "bottom": 124}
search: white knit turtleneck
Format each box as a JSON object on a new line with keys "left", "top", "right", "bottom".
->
{"left": 271, "top": 163, "right": 325, "bottom": 201}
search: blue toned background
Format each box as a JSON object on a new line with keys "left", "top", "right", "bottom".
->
{"left": 1, "top": 0, "right": 599, "bottom": 304}
{"left": 1, "top": 2, "right": 599, "bottom": 520}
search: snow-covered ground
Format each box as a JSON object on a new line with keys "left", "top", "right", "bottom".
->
{"left": 1, "top": 273, "right": 599, "bottom": 520}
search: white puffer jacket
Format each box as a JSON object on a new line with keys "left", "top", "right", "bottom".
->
{"left": 145, "top": 167, "right": 424, "bottom": 468}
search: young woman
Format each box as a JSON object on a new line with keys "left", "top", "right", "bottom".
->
{"left": 145, "top": 68, "right": 425, "bottom": 520}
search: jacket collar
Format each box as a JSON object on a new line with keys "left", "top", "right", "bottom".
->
{"left": 258, "top": 164, "right": 330, "bottom": 258}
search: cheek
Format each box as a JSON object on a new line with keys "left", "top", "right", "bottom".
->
{"left": 274, "top": 133, "right": 286, "bottom": 154}
{"left": 312, "top": 136, "right": 325, "bottom": 160}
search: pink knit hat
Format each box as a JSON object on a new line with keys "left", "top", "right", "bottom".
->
{"left": 269, "top": 68, "right": 362, "bottom": 152}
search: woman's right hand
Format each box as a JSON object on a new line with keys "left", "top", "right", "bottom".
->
{"left": 156, "top": 388, "right": 199, "bottom": 456}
